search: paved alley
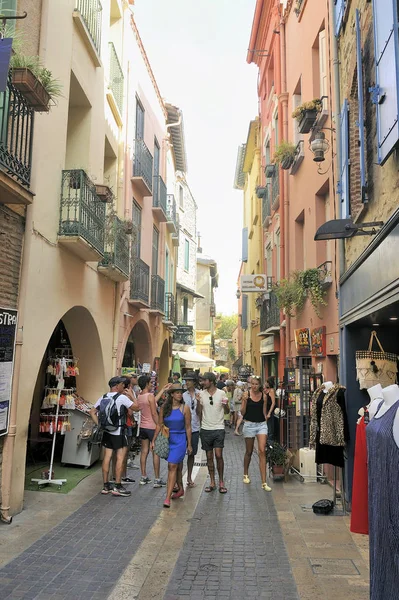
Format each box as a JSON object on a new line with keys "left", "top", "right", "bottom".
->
{"left": 0, "top": 434, "right": 369, "bottom": 600}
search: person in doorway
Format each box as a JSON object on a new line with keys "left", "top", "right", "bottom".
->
{"left": 183, "top": 371, "right": 201, "bottom": 487}
{"left": 152, "top": 384, "right": 192, "bottom": 508}
{"left": 173, "top": 372, "right": 181, "bottom": 384}
{"left": 197, "top": 372, "right": 230, "bottom": 494}
{"left": 233, "top": 381, "right": 244, "bottom": 435}
{"left": 241, "top": 376, "right": 273, "bottom": 492}
{"left": 90, "top": 376, "right": 140, "bottom": 497}
{"left": 137, "top": 375, "right": 166, "bottom": 488}
{"left": 265, "top": 376, "right": 277, "bottom": 442}
{"left": 216, "top": 373, "right": 228, "bottom": 389}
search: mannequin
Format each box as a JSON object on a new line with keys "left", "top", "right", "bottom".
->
{"left": 322, "top": 381, "right": 334, "bottom": 392}
{"left": 367, "top": 383, "right": 384, "bottom": 419}
{"left": 375, "top": 384, "right": 399, "bottom": 447}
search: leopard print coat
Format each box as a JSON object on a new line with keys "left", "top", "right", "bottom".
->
{"left": 309, "top": 383, "right": 346, "bottom": 447}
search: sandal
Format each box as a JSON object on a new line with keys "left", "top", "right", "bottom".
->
{"left": 186, "top": 481, "right": 196, "bottom": 488}
{"left": 219, "top": 485, "right": 228, "bottom": 494}
{"left": 171, "top": 489, "right": 185, "bottom": 500}
{"left": 262, "top": 483, "right": 272, "bottom": 492}
{"left": 243, "top": 474, "right": 251, "bottom": 484}
{"left": 205, "top": 485, "right": 216, "bottom": 493}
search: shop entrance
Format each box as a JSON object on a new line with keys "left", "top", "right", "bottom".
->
{"left": 122, "top": 320, "right": 152, "bottom": 370}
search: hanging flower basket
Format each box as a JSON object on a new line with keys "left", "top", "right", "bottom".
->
{"left": 265, "top": 164, "right": 276, "bottom": 178}
{"left": 12, "top": 67, "right": 50, "bottom": 112}
{"left": 281, "top": 155, "right": 295, "bottom": 170}
{"left": 298, "top": 109, "right": 318, "bottom": 134}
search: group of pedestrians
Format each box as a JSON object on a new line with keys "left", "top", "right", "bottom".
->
{"left": 90, "top": 370, "right": 276, "bottom": 503}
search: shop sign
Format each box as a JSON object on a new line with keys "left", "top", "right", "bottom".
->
{"left": 294, "top": 328, "right": 311, "bottom": 355}
{"left": 311, "top": 326, "right": 326, "bottom": 357}
{"left": 142, "top": 363, "right": 151, "bottom": 373}
{"left": 174, "top": 325, "right": 194, "bottom": 346}
{"left": 260, "top": 336, "right": 275, "bottom": 354}
{"left": 0, "top": 308, "right": 18, "bottom": 437}
{"left": 241, "top": 274, "right": 267, "bottom": 293}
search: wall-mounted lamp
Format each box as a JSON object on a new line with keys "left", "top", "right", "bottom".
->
{"left": 310, "top": 131, "right": 330, "bottom": 162}
{"left": 236, "top": 289, "right": 241, "bottom": 299}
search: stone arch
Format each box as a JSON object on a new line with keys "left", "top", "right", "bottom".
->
{"left": 121, "top": 318, "right": 153, "bottom": 368}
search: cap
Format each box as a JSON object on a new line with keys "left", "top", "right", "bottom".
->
{"left": 168, "top": 383, "right": 185, "bottom": 393}
{"left": 236, "top": 381, "right": 245, "bottom": 387}
{"left": 109, "top": 376, "right": 125, "bottom": 388}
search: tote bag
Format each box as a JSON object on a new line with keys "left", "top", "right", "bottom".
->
{"left": 154, "top": 424, "right": 170, "bottom": 459}
{"left": 355, "top": 330, "right": 398, "bottom": 390}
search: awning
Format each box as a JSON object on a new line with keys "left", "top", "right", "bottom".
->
{"left": 173, "top": 351, "right": 215, "bottom": 369}
{"left": 176, "top": 282, "right": 204, "bottom": 299}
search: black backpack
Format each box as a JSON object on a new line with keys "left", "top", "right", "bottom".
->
{"left": 98, "top": 393, "right": 123, "bottom": 432}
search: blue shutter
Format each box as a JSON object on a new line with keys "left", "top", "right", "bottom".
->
{"left": 371, "top": 0, "right": 399, "bottom": 164}
{"left": 242, "top": 227, "right": 248, "bottom": 262}
{"left": 340, "top": 100, "right": 350, "bottom": 218}
{"left": 356, "top": 10, "right": 367, "bottom": 203}
{"left": 241, "top": 294, "right": 248, "bottom": 330}
{"left": 334, "top": 0, "right": 346, "bottom": 37}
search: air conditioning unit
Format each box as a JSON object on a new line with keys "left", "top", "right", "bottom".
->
{"left": 299, "top": 447, "right": 317, "bottom": 483}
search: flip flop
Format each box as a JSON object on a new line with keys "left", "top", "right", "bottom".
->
{"left": 219, "top": 485, "right": 228, "bottom": 494}
{"left": 186, "top": 482, "right": 196, "bottom": 488}
{"left": 205, "top": 485, "right": 216, "bottom": 493}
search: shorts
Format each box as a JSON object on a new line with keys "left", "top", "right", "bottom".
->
{"left": 200, "top": 429, "right": 225, "bottom": 452}
{"left": 191, "top": 431, "right": 200, "bottom": 456}
{"left": 140, "top": 428, "right": 155, "bottom": 441}
{"left": 243, "top": 421, "right": 268, "bottom": 438}
{"left": 102, "top": 431, "right": 129, "bottom": 450}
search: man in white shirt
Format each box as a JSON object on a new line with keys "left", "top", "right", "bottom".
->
{"left": 197, "top": 372, "right": 230, "bottom": 494}
{"left": 90, "top": 376, "right": 139, "bottom": 497}
{"left": 183, "top": 372, "right": 201, "bottom": 487}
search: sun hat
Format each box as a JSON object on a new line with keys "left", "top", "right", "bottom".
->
{"left": 168, "top": 383, "right": 185, "bottom": 393}
{"left": 184, "top": 371, "right": 197, "bottom": 380}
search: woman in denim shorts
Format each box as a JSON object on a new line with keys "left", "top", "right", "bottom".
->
{"left": 241, "top": 376, "right": 275, "bottom": 492}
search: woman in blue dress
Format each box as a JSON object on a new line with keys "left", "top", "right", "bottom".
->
{"left": 152, "top": 383, "right": 192, "bottom": 508}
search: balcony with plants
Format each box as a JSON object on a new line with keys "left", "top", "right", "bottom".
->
{"left": 273, "top": 268, "right": 328, "bottom": 318}
{"left": 98, "top": 212, "right": 130, "bottom": 282}
{"left": 129, "top": 256, "right": 150, "bottom": 306}
{"left": 73, "top": 0, "right": 103, "bottom": 67}
{"left": 166, "top": 194, "right": 178, "bottom": 233}
{"left": 152, "top": 175, "right": 167, "bottom": 222}
{"left": 107, "top": 42, "right": 123, "bottom": 125}
{"left": 150, "top": 274, "right": 165, "bottom": 313}
{"left": 132, "top": 139, "right": 153, "bottom": 196}
{"left": 292, "top": 98, "right": 322, "bottom": 134}
{"left": 58, "top": 169, "right": 106, "bottom": 261}
{"left": 259, "top": 291, "right": 280, "bottom": 333}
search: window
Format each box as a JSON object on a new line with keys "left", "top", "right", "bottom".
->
{"left": 275, "top": 230, "right": 281, "bottom": 282}
{"left": 132, "top": 201, "right": 141, "bottom": 257}
{"left": 340, "top": 100, "right": 350, "bottom": 218}
{"left": 241, "top": 295, "right": 248, "bottom": 329}
{"left": 0, "top": 1, "right": 16, "bottom": 33}
{"left": 266, "top": 244, "right": 272, "bottom": 278}
{"left": 293, "top": 79, "right": 302, "bottom": 146}
{"left": 179, "top": 185, "right": 184, "bottom": 208}
{"left": 135, "top": 98, "right": 144, "bottom": 139}
{"left": 334, "top": 0, "right": 347, "bottom": 37}
{"left": 152, "top": 226, "right": 159, "bottom": 275}
{"left": 153, "top": 138, "right": 160, "bottom": 177}
{"left": 183, "top": 297, "right": 188, "bottom": 324}
{"left": 184, "top": 238, "right": 190, "bottom": 271}
{"left": 242, "top": 227, "right": 248, "bottom": 262}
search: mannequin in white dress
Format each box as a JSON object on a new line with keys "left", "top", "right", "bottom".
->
{"left": 322, "top": 381, "right": 334, "bottom": 392}
{"left": 375, "top": 384, "right": 399, "bottom": 447}
{"left": 367, "top": 383, "right": 384, "bottom": 419}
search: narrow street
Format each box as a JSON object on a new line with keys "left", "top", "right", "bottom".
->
{"left": 0, "top": 434, "right": 369, "bottom": 600}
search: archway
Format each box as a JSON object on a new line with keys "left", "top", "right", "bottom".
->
{"left": 122, "top": 319, "right": 152, "bottom": 368}
{"left": 159, "top": 338, "right": 169, "bottom": 387}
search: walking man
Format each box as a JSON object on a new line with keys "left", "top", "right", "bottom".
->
{"left": 197, "top": 372, "right": 230, "bottom": 494}
{"left": 216, "top": 373, "right": 227, "bottom": 389}
{"left": 183, "top": 371, "right": 201, "bottom": 487}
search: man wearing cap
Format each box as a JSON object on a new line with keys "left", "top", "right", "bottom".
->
{"left": 183, "top": 372, "right": 201, "bottom": 487}
{"left": 197, "top": 372, "right": 230, "bottom": 494}
{"left": 90, "top": 377, "right": 139, "bottom": 497}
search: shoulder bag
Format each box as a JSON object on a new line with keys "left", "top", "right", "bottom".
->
{"left": 154, "top": 424, "right": 170, "bottom": 459}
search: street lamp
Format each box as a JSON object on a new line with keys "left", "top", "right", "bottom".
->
{"left": 310, "top": 131, "right": 330, "bottom": 162}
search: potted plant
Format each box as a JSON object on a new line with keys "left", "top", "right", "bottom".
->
{"left": 265, "top": 163, "right": 276, "bottom": 178}
{"left": 273, "top": 268, "right": 327, "bottom": 318}
{"left": 267, "top": 442, "right": 287, "bottom": 480}
{"left": 10, "top": 53, "right": 62, "bottom": 112}
{"left": 299, "top": 268, "right": 327, "bottom": 317}
{"left": 273, "top": 141, "right": 297, "bottom": 170}
{"left": 292, "top": 99, "right": 322, "bottom": 134}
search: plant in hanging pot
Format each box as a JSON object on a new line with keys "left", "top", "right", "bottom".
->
{"left": 292, "top": 99, "right": 322, "bottom": 134}
{"left": 10, "top": 53, "right": 62, "bottom": 112}
{"left": 273, "top": 272, "right": 306, "bottom": 317}
{"left": 273, "top": 141, "right": 297, "bottom": 170}
{"left": 298, "top": 268, "right": 327, "bottom": 318}
{"left": 265, "top": 163, "right": 276, "bottom": 178}
{"left": 267, "top": 442, "right": 287, "bottom": 480}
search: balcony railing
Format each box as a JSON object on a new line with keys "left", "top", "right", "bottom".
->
{"left": 260, "top": 291, "right": 280, "bottom": 332}
{"left": 151, "top": 274, "right": 165, "bottom": 312}
{"left": 75, "top": 0, "right": 102, "bottom": 54}
{"left": 99, "top": 215, "right": 129, "bottom": 278}
{"left": 153, "top": 175, "right": 167, "bottom": 214}
{"left": 164, "top": 292, "right": 175, "bottom": 323}
{"left": 108, "top": 42, "right": 123, "bottom": 113}
{"left": 130, "top": 257, "right": 150, "bottom": 305}
{"left": 262, "top": 185, "right": 271, "bottom": 226}
{"left": 133, "top": 139, "right": 153, "bottom": 193}
{"left": 166, "top": 194, "right": 178, "bottom": 230}
{"left": 0, "top": 74, "right": 34, "bottom": 188}
{"left": 59, "top": 169, "right": 105, "bottom": 254}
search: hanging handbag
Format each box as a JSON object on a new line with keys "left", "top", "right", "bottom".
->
{"left": 154, "top": 424, "right": 170, "bottom": 459}
{"left": 355, "top": 330, "right": 398, "bottom": 390}
{"left": 90, "top": 425, "right": 103, "bottom": 446}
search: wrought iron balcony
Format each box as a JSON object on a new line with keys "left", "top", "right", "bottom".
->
{"left": 108, "top": 42, "right": 123, "bottom": 114}
{"left": 58, "top": 169, "right": 105, "bottom": 261}
{"left": 166, "top": 194, "right": 178, "bottom": 233}
{"left": 98, "top": 215, "right": 129, "bottom": 281}
{"left": 261, "top": 185, "right": 271, "bottom": 227}
{"left": 152, "top": 175, "right": 167, "bottom": 221}
{"left": 74, "top": 0, "right": 102, "bottom": 62}
{"left": 151, "top": 274, "right": 165, "bottom": 313}
{"left": 0, "top": 74, "right": 34, "bottom": 202}
{"left": 260, "top": 291, "right": 280, "bottom": 332}
{"left": 164, "top": 292, "right": 175, "bottom": 323}
{"left": 130, "top": 256, "right": 150, "bottom": 306}
{"left": 132, "top": 139, "right": 153, "bottom": 195}
{"left": 271, "top": 165, "right": 279, "bottom": 210}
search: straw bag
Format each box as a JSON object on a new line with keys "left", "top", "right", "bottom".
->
{"left": 154, "top": 424, "right": 170, "bottom": 459}
{"left": 355, "top": 330, "right": 398, "bottom": 390}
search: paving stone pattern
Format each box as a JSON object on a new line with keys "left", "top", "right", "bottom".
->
{"left": 164, "top": 432, "right": 300, "bottom": 600}
{"left": 0, "top": 461, "right": 168, "bottom": 600}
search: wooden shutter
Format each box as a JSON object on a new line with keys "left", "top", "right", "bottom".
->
{"left": 241, "top": 295, "right": 248, "bottom": 330}
{"left": 356, "top": 10, "right": 367, "bottom": 202}
{"left": 340, "top": 101, "right": 350, "bottom": 218}
{"left": 319, "top": 30, "right": 328, "bottom": 110}
{"left": 242, "top": 227, "right": 248, "bottom": 262}
{"left": 334, "top": 0, "right": 346, "bottom": 37}
{"left": 371, "top": 0, "right": 399, "bottom": 164}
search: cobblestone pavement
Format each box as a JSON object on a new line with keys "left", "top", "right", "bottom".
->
{"left": 0, "top": 461, "right": 169, "bottom": 600}
{"left": 163, "top": 431, "right": 300, "bottom": 600}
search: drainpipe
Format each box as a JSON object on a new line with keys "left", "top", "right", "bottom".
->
{"left": 166, "top": 116, "right": 182, "bottom": 130}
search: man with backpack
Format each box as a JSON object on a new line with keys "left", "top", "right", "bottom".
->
{"left": 90, "top": 376, "right": 140, "bottom": 497}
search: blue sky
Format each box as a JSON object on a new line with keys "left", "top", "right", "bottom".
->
{"left": 134, "top": 0, "right": 258, "bottom": 315}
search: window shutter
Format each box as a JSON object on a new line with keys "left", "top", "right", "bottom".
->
{"left": 242, "top": 227, "right": 248, "bottom": 262}
{"left": 340, "top": 100, "right": 350, "bottom": 218}
{"left": 319, "top": 30, "right": 328, "bottom": 110}
{"left": 371, "top": 0, "right": 399, "bottom": 164}
{"left": 356, "top": 10, "right": 367, "bottom": 203}
{"left": 334, "top": 0, "right": 346, "bottom": 37}
{"left": 241, "top": 294, "right": 248, "bottom": 329}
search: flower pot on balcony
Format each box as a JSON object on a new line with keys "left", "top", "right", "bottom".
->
{"left": 281, "top": 155, "right": 295, "bottom": 170}
{"left": 298, "top": 109, "right": 318, "bottom": 134}
{"left": 271, "top": 465, "right": 285, "bottom": 481}
{"left": 265, "top": 164, "right": 276, "bottom": 178}
{"left": 12, "top": 67, "right": 50, "bottom": 112}
{"left": 95, "top": 184, "right": 113, "bottom": 203}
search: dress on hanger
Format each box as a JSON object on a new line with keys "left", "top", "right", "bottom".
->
{"left": 350, "top": 415, "right": 369, "bottom": 534}
{"left": 366, "top": 399, "right": 399, "bottom": 600}
{"left": 314, "top": 391, "right": 347, "bottom": 467}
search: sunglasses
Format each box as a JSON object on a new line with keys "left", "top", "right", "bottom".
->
{"left": 209, "top": 396, "right": 214, "bottom": 406}
{"left": 191, "top": 400, "right": 195, "bottom": 410}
